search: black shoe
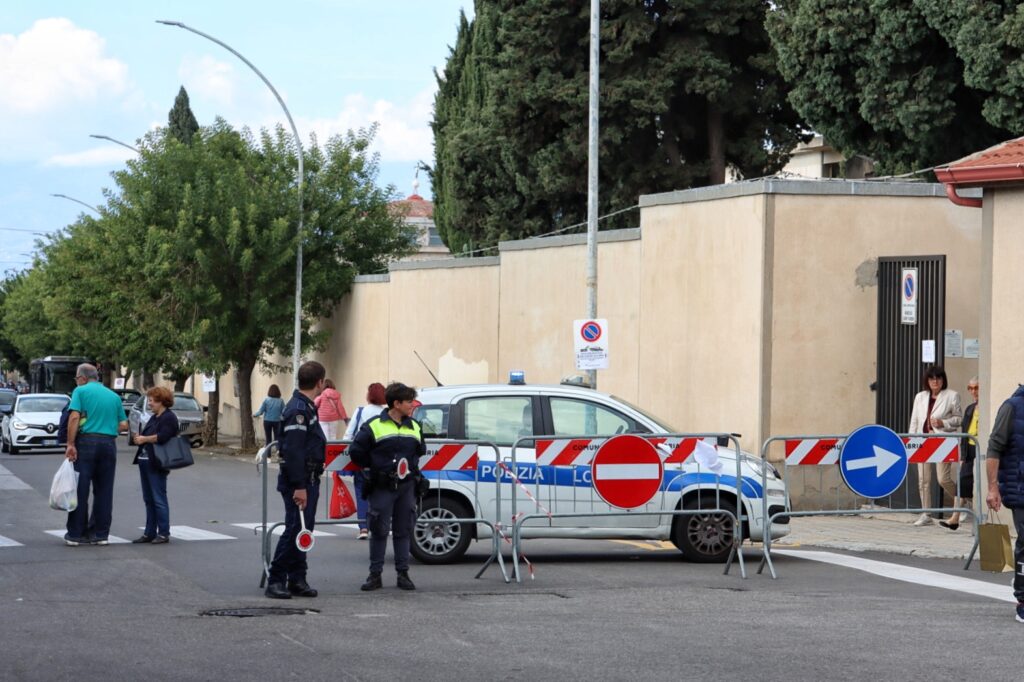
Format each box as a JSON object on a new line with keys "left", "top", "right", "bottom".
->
{"left": 360, "top": 573, "right": 383, "bottom": 591}
{"left": 151, "top": 535, "right": 170, "bottom": 544}
{"left": 288, "top": 580, "right": 318, "bottom": 598}
{"left": 939, "top": 521, "right": 960, "bottom": 531}
{"left": 63, "top": 533, "right": 88, "bottom": 546}
{"left": 132, "top": 535, "right": 155, "bottom": 544}
{"left": 265, "top": 582, "right": 292, "bottom": 599}
{"left": 396, "top": 570, "right": 416, "bottom": 591}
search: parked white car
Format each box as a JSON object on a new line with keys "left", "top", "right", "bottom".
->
{"left": 127, "top": 392, "right": 206, "bottom": 448}
{"left": 1, "top": 393, "right": 70, "bottom": 454}
{"left": 331, "top": 381, "right": 790, "bottom": 565}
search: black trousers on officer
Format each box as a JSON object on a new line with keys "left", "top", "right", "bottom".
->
{"left": 269, "top": 479, "right": 320, "bottom": 585}
{"left": 368, "top": 479, "right": 416, "bottom": 574}
{"left": 1014, "top": 507, "right": 1024, "bottom": 603}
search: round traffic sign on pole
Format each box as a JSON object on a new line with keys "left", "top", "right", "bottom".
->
{"left": 580, "top": 320, "right": 603, "bottom": 343}
{"left": 839, "top": 424, "right": 908, "bottom": 499}
{"left": 591, "top": 435, "right": 663, "bottom": 509}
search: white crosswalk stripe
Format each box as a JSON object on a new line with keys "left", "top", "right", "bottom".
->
{"left": 44, "top": 530, "right": 130, "bottom": 544}
{"left": 0, "top": 464, "right": 32, "bottom": 491}
{"left": 231, "top": 522, "right": 341, "bottom": 537}
{"left": 141, "top": 526, "right": 237, "bottom": 541}
{"left": 0, "top": 534, "right": 24, "bottom": 548}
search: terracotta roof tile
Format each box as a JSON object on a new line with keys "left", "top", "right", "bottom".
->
{"left": 389, "top": 194, "right": 434, "bottom": 218}
{"left": 935, "top": 135, "right": 1024, "bottom": 187}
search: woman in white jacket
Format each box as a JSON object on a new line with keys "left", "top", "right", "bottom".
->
{"left": 908, "top": 365, "right": 962, "bottom": 526}
{"left": 343, "top": 382, "right": 387, "bottom": 540}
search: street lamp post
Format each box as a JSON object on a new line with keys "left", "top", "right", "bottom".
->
{"left": 51, "top": 193, "right": 100, "bottom": 215}
{"left": 89, "top": 134, "right": 140, "bottom": 154}
{"left": 157, "top": 19, "right": 305, "bottom": 384}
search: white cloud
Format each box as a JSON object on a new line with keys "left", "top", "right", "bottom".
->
{"left": 177, "top": 55, "right": 237, "bottom": 108}
{"left": 44, "top": 145, "right": 136, "bottom": 168}
{"left": 0, "top": 18, "right": 129, "bottom": 113}
{"left": 301, "top": 86, "right": 435, "bottom": 163}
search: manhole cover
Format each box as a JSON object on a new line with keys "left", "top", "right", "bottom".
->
{"left": 200, "top": 607, "right": 319, "bottom": 618}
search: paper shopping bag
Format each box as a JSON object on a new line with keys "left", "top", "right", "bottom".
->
{"left": 979, "top": 523, "right": 1014, "bottom": 572}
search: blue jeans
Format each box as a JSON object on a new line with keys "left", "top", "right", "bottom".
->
{"left": 66, "top": 435, "right": 117, "bottom": 540}
{"left": 268, "top": 479, "right": 320, "bottom": 585}
{"left": 353, "top": 471, "right": 369, "bottom": 531}
{"left": 138, "top": 458, "right": 170, "bottom": 537}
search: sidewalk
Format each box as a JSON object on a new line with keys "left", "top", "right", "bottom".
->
{"left": 773, "top": 511, "right": 990, "bottom": 560}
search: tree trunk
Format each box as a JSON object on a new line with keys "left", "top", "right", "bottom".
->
{"left": 237, "top": 353, "right": 257, "bottom": 450}
{"left": 707, "top": 102, "right": 726, "bottom": 185}
{"left": 143, "top": 370, "right": 156, "bottom": 389}
{"left": 174, "top": 374, "right": 188, "bottom": 392}
{"left": 204, "top": 383, "right": 220, "bottom": 447}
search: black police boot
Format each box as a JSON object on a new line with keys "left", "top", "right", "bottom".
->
{"left": 264, "top": 582, "right": 292, "bottom": 600}
{"left": 396, "top": 570, "right": 416, "bottom": 591}
{"left": 360, "top": 572, "right": 383, "bottom": 591}
{"left": 288, "top": 580, "right": 318, "bottom": 598}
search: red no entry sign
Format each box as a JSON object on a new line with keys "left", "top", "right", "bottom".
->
{"left": 591, "top": 435, "right": 663, "bottom": 509}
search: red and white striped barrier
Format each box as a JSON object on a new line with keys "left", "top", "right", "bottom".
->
{"left": 420, "top": 443, "right": 479, "bottom": 471}
{"left": 648, "top": 436, "right": 717, "bottom": 464}
{"left": 904, "top": 437, "right": 959, "bottom": 463}
{"left": 784, "top": 439, "right": 841, "bottom": 465}
{"left": 535, "top": 436, "right": 718, "bottom": 466}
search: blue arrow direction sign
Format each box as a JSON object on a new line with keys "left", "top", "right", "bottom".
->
{"left": 839, "top": 425, "right": 908, "bottom": 498}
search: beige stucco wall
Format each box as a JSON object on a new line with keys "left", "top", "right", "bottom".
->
{"left": 497, "top": 235, "right": 641, "bottom": 401}
{"left": 638, "top": 195, "right": 767, "bottom": 449}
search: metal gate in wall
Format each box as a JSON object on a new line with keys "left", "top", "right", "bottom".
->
{"left": 876, "top": 255, "right": 946, "bottom": 507}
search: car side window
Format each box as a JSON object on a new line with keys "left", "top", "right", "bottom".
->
{"left": 549, "top": 398, "right": 643, "bottom": 436}
{"left": 414, "top": 404, "right": 449, "bottom": 438}
{"left": 462, "top": 396, "right": 533, "bottom": 446}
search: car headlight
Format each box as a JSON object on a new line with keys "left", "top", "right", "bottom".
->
{"left": 12, "top": 419, "right": 28, "bottom": 430}
{"left": 742, "top": 453, "right": 780, "bottom": 480}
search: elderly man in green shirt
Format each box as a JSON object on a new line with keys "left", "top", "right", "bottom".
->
{"left": 64, "top": 364, "right": 127, "bottom": 546}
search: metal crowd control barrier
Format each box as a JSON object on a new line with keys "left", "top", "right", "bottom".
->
{"left": 507, "top": 433, "right": 753, "bottom": 583}
{"left": 256, "top": 439, "right": 511, "bottom": 587}
{"left": 758, "top": 431, "right": 979, "bottom": 579}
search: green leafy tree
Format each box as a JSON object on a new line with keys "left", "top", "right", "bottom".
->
{"left": 0, "top": 273, "right": 33, "bottom": 375}
{"left": 168, "top": 86, "right": 200, "bottom": 146}
{"left": 431, "top": 0, "right": 805, "bottom": 251}
{"left": 766, "top": 0, "right": 1010, "bottom": 173}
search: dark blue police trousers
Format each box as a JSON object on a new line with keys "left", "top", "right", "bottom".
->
{"left": 268, "top": 480, "right": 320, "bottom": 585}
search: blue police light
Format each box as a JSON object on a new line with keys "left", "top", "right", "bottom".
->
{"left": 508, "top": 370, "right": 525, "bottom": 385}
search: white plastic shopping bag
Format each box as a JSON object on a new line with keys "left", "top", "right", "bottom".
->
{"left": 49, "top": 459, "right": 78, "bottom": 512}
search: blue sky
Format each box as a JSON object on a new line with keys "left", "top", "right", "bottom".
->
{"left": 0, "top": 1, "right": 473, "bottom": 273}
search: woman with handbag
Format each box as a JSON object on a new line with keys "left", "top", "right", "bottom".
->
{"left": 131, "top": 386, "right": 179, "bottom": 544}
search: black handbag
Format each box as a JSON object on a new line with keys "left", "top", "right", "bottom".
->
{"left": 152, "top": 436, "right": 195, "bottom": 470}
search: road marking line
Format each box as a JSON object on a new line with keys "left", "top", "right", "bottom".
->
{"left": 141, "top": 526, "right": 235, "bottom": 541}
{"left": 231, "top": 523, "right": 337, "bottom": 537}
{"left": 777, "top": 549, "right": 1015, "bottom": 603}
{"left": 0, "top": 464, "right": 32, "bottom": 491}
{"left": 0, "top": 534, "right": 24, "bottom": 548}
{"left": 44, "top": 530, "right": 130, "bottom": 544}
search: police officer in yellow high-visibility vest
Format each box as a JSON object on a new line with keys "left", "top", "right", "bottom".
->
{"left": 347, "top": 382, "right": 425, "bottom": 591}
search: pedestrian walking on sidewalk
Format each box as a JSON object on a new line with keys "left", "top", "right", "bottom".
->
{"left": 984, "top": 384, "right": 1024, "bottom": 623}
{"left": 314, "top": 379, "right": 348, "bottom": 441}
{"left": 253, "top": 384, "right": 286, "bottom": 446}
{"left": 347, "top": 382, "right": 425, "bottom": 592}
{"left": 265, "top": 361, "right": 327, "bottom": 600}
{"left": 943, "top": 378, "right": 979, "bottom": 530}
{"left": 342, "top": 382, "right": 387, "bottom": 540}
{"left": 908, "top": 365, "right": 962, "bottom": 526}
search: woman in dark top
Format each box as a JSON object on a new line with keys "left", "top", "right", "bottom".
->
{"left": 131, "top": 386, "right": 179, "bottom": 544}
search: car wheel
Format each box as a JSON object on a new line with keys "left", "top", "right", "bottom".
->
{"left": 189, "top": 439, "right": 203, "bottom": 449}
{"left": 8, "top": 442, "right": 19, "bottom": 455}
{"left": 411, "top": 496, "right": 473, "bottom": 565}
{"left": 672, "top": 496, "right": 737, "bottom": 563}
{"left": 0, "top": 436, "right": 7, "bottom": 453}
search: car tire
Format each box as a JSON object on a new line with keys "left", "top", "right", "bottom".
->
{"left": 189, "top": 439, "right": 203, "bottom": 449}
{"left": 1, "top": 436, "right": 7, "bottom": 453}
{"left": 672, "top": 495, "right": 738, "bottom": 563}
{"left": 411, "top": 496, "right": 473, "bottom": 565}
{"left": 8, "top": 442, "right": 19, "bottom": 455}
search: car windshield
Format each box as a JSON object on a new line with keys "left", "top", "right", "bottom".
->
{"left": 0, "top": 392, "right": 15, "bottom": 407}
{"left": 119, "top": 391, "right": 140, "bottom": 401}
{"left": 173, "top": 396, "right": 201, "bottom": 411}
{"left": 18, "top": 396, "right": 69, "bottom": 413}
{"left": 609, "top": 395, "right": 678, "bottom": 432}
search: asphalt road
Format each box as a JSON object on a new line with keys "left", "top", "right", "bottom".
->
{"left": 0, "top": 444, "right": 1020, "bottom": 681}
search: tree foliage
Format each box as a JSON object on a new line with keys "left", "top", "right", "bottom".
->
{"left": 431, "top": 0, "right": 806, "bottom": 252}
{"left": 766, "top": 0, "right": 1020, "bottom": 174}
{"left": 168, "top": 86, "right": 200, "bottom": 146}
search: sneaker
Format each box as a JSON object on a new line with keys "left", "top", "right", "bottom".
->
{"left": 63, "top": 533, "right": 87, "bottom": 546}
{"left": 91, "top": 537, "right": 109, "bottom": 546}
{"left": 1017, "top": 603, "right": 1024, "bottom": 624}
{"left": 358, "top": 529, "right": 368, "bottom": 540}
{"left": 913, "top": 513, "right": 934, "bottom": 527}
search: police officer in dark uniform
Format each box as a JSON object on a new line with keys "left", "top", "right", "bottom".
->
{"left": 265, "top": 361, "right": 327, "bottom": 600}
{"left": 348, "top": 382, "right": 425, "bottom": 591}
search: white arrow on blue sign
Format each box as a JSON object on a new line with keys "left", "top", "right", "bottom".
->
{"left": 839, "top": 425, "right": 908, "bottom": 498}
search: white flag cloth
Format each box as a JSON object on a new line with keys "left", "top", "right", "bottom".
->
{"left": 693, "top": 440, "right": 723, "bottom": 474}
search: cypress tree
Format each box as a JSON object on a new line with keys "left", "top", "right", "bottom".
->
{"left": 168, "top": 86, "right": 200, "bottom": 145}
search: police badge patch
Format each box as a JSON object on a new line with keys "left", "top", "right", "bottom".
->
{"left": 296, "top": 415, "right": 305, "bottom": 424}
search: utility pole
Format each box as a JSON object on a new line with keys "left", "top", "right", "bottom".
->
{"left": 585, "top": 0, "right": 600, "bottom": 389}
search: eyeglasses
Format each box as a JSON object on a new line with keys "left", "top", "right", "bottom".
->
{"left": 967, "top": 385, "right": 980, "bottom": 391}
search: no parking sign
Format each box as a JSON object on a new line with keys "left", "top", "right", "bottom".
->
{"left": 574, "top": 319, "right": 609, "bottom": 370}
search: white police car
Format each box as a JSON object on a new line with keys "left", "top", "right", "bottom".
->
{"left": 408, "top": 381, "right": 789, "bottom": 564}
